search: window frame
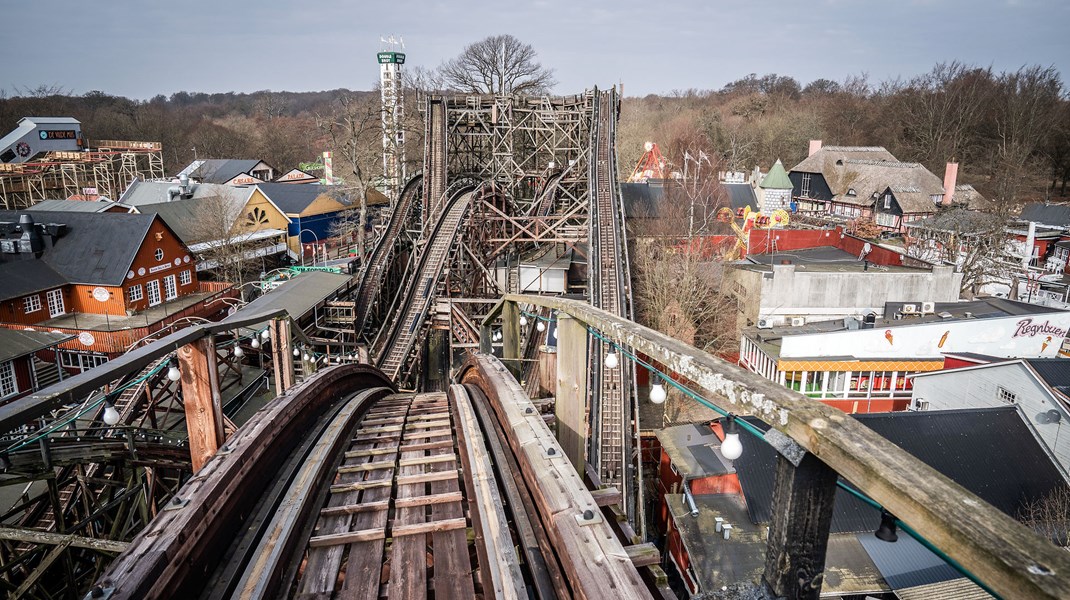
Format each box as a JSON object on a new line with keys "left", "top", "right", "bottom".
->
{"left": 997, "top": 386, "right": 1017, "bottom": 404}
{"left": 179, "top": 270, "right": 192, "bottom": 286}
{"left": 163, "top": 275, "right": 178, "bottom": 301}
{"left": 128, "top": 284, "right": 144, "bottom": 303}
{"left": 0, "top": 361, "right": 17, "bottom": 399}
{"left": 46, "top": 289, "right": 65, "bottom": 318}
{"left": 23, "top": 295, "right": 41, "bottom": 314}
{"left": 146, "top": 280, "right": 162, "bottom": 307}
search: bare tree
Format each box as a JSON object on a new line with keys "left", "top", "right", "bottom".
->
{"left": 1019, "top": 485, "right": 1070, "bottom": 547}
{"left": 904, "top": 209, "right": 1013, "bottom": 297}
{"left": 317, "top": 93, "right": 381, "bottom": 263}
{"left": 189, "top": 192, "right": 270, "bottom": 297}
{"left": 439, "top": 35, "right": 556, "bottom": 96}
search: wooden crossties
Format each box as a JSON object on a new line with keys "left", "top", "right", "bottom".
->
{"left": 501, "top": 293, "right": 1070, "bottom": 600}
{"left": 286, "top": 392, "right": 480, "bottom": 599}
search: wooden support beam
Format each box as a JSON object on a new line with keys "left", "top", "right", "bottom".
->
{"left": 269, "top": 317, "right": 294, "bottom": 394}
{"left": 178, "top": 336, "right": 224, "bottom": 472}
{"left": 394, "top": 491, "right": 464, "bottom": 508}
{"left": 504, "top": 293, "right": 1070, "bottom": 600}
{"left": 502, "top": 300, "right": 521, "bottom": 378}
{"left": 555, "top": 312, "right": 588, "bottom": 471}
{"left": 763, "top": 452, "right": 839, "bottom": 599}
{"left": 590, "top": 487, "right": 622, "bottom": 508}
{"left": 624, "top": 543, "right": 660, "bottom": 568}
{"left": 0, "top": 527, "right": 129, "bottom": 553}
{"left": 391, "top": 517, "right": 467, "bottom": 537}
{"left": 308, "top": 527, "right": 385, "bottom": 548}
{"left": 12, "top": 538, "right": 71, "bottom": 598}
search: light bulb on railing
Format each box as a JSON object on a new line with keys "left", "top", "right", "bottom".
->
{"left": 261, "top": 329, "right": 270, "bottom": 341}
{"left": 293, "top": 347, "right": 301, "bottom": 357}
{"left": 536, "top": 321, "right": 546, "bottom": 332}
{"left": 649, "top": 382, "right": 667, "bottom": 404}
{"left": 303, "top": 352, "right": 311, "bottom": 361}
{"left": 251, "top": 338, "right": 260, "bottom": 349}
{"left": 720, "top": 416, "right": 743, "bottom": 461}
{"left": 102, "top": 402, "right": 120, "bottom": 426}
{"left": 520, "top": 315, "right": 528, "bottom": 327}
{"left": 233, "top": 345, "right": 244, "bottom": 358}
{"left": 552, "top": 326, "right": 558, "bottom": 340}
{"left": 166, "top": 363, "right": 181, "bottom": 382}
{"left": 604, "top": 348, "right": 619, "bottom": 369}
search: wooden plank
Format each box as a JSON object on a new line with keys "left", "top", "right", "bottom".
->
{"left": 337, "top": 460, "right": 395, "bottom": 473}
{"left": 309, "top": 528, "right": 385, "bottom": 548}
{"left": 590, "top": 486, "right": 622, "bottom": 508}
{"left": 391, "top": 517, "right": 467, "bottom": 538}
{"left": 398, "top": 453, "right": 455, "bottom": 467}
{"left": 354, "top": 424, "right": 404, "bottom": 435}
{"left": 330, "top": 480, "right": 391, "bottom": 493}
{"left": 319, "top": 501, "right": 389, "bottom": 517}
{"left": 178, "top": 336, "right": 224, "bottom": 472}
{"left": 625, "top": 543, "right": 661, "bottom": 568}
{"left": 401, "top": 431, "right": 453, "bottom": 442}
{"left": 0, "top": 526, "right": 129, "bottom": 553}
{"left": 503, "top": 294, "right": 1070, "bottom": 600}
{"left": 344, "top": 446, "right": 400, "bottom": 458}
{"left": 399, "top": 440, "right": 455, "bottom": 453}
{"left": 450, "top": 384, "right": 526, "bottom": 599}
{"left": 394, "top": 491, "right": 463, "bottom": 508}
{"left": 396, "top": 470, "right": 458, "bottom": 486}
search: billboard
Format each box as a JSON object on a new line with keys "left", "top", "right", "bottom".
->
{"left": 780, "top": 312, "right": 1070, "bottom": 359}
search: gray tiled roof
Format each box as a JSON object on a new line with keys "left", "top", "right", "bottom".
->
{"left": 0, "top": 210, "right": 159, "bottom": 291}
{"left": 0, "top": 329, "right": 73, "bottom": 363}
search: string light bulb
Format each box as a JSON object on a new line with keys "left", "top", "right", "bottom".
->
{"left": 604, "top": 348, "right": 619, "bottom": 369}
{"left": 520, "top": 315, "right": 528, "bottom": 327}
{"left": 649, "top": 381, "right": 667, "bottom": 404}
{"left": 166, "top": 361, "right": 181, "bottom": 382}
{"left": 720, "top": 416, "right": 743, "bottom": 461}
{"left": 233, "top": 345, "right": 244, "bottom": 358}
{"left": 250, "top": 338, "right": 260, "bottom": 349}
{"left": 536, "top": 321, "right": 546, "bottom": 332}
{"left": 261, "top": 329, "right": 270, "bottom": 340}
{"left": 102, "top": 402, "right": 120, "bottom": 426}
{"left": 303, "top": 352, "right": 311, "bottom": 361}
{"left": 293, "top": 347, "right": 301, "bottom": 357}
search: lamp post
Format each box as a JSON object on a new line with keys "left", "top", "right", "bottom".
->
{"left": 298, "top": 229, "right": 320, "bottom": 267}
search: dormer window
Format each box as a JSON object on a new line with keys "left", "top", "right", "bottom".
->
{"left": 884, "top": 194, "right": 892, "bottom": 209}
{"left": 847, "top": 188, "right": 856, "bottom": 196}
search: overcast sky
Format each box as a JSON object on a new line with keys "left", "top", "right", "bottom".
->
{"left": 2, "top": 0, "right": 1067, "bottom": 98}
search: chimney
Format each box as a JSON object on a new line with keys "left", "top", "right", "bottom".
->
{"left": 17, "top": 214, "right": 43, "bottom": 255}
{"left": 808, "top": 140, "right": 823, "bottom": 157}
{"left": 943, "top": 162, "right": 958, "bottom": 206}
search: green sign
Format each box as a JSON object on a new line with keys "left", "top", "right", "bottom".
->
{"left": 377, "top": 52, "right": 405, "bottom": 65}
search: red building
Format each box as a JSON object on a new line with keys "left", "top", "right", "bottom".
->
{"left": 0, "top": 210, "right": 236, "bottom": 370}
{"left": 0, "top": 329, "right": 71, "bottom": 405}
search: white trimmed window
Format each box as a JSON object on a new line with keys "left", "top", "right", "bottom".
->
{"left": 128, "top": 284, "right": 143, "bottom": 303}
{"left": 801, "top": 173, "right": 811, "bottom": 197}
{"left": 997, "top": 386, "right": 1017, "bottom": 404}
{"left": 46, "top": 289, "right": 65, "bottom": 317}
{"left": 154, "top": 248, "right": 164, "bottom": 261}
{"left": 23, "top": 295, "right": 41, "bottom": 314}
{"left": 0, "top": 361, "right": 17, "bottom": 399}
{"left": 163, "top": 275, "right": 178, "bottom": 301}
{"left": 147, "top": 280, "right": 161, "bottom": 307}
{"left": 179, "top": 270, "right": 192, "bottom": 286}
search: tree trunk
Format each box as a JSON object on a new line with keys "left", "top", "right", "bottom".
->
{"left": 357, "top": 191, "right": 367, "bottom": 264}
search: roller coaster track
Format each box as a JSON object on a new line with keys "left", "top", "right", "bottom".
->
{"left": 351, "top": 174, "right": 421, "bottom": 336}
{"left": 97, "top": 358, "right": 654, "bottom": 599}
{"left": 374, "top": 189, "right": 473, "bottom": 381}
{"left": 589, "top": 90, "right": 634, "bottom": 494}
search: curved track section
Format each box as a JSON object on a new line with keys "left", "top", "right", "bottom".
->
{"left": 352, "top": 173, "right": 422, "bottom": 336}
{"left": 375, "top": 189, "right": 473, "bottom": 381}
{"left": 96, "top": 364, "right": 395, "bottom": 600}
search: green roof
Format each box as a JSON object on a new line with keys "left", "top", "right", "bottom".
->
{"left": 760, "top": 159, "right": 793, "bottom": 190}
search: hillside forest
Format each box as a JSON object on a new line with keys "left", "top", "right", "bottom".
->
{"left": 2, "top": 62, "right": 1068, "bottom": 209}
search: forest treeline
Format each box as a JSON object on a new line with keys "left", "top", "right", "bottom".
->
{"left": 2, "top": 61, "right": 1068, "bottom": 206}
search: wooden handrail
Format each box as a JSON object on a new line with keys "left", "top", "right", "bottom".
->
{"left": 497, "top": 293, "right": 1070, "bottom": 599}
